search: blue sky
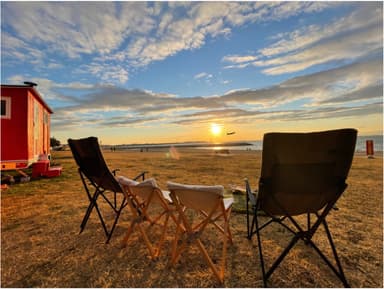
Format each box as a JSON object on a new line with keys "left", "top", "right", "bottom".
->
{"left": 1, "top": 2, "right": 383, "bottom": 144}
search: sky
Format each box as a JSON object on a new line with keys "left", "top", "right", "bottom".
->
{"left": 1, "top": 1, "right": 383, "bottom": 145}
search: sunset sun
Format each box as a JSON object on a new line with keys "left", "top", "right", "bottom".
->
{"left": 210, "top": 123, "right": 222, "bottom": 136}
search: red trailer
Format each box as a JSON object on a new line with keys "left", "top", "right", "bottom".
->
{"left": 1, "top": 82, "right": 56, "bottom": 173}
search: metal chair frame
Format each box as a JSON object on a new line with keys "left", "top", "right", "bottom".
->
{"left": 245, "top": 129, "right": 356, "bottom": 287}
{"left": 78, "top": 168, "right": 146, "bottom": 243}
{"left": 68, "top": 136, "right": 147, "bottom": 243}
{"left": 246, "top": 179, "right": 350, "bottom": 287}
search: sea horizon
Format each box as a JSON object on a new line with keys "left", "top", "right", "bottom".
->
{"left": 102, "top": 134, "right": 383, "bottom": 152}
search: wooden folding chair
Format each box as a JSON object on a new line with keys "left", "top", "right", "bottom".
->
{"left": 167, "top": 181, "right": 233, "bottom": 284}
{"left": 68, "top": 136, "right": 147, "bottom": 243}
{"left": 118, "top": 177, "right": 176, "bottom": 259}
{"left": 245, "top": 128, "right": 357, "bottom": 287}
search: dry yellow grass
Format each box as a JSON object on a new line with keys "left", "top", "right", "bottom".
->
{"left": 1, "top": 148, "right": 383, "bottom": 287}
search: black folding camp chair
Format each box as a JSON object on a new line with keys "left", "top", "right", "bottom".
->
{"left": 68, "top": 137, "right": 147, "bottom": 243}
{"left": 246, "top": 128, "right": 357, "bottom": 287}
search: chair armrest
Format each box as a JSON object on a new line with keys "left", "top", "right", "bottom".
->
{"left": 245, "top": 178, "right": 257, "bottom": 206}
{"left": 133, "top": 171, "right": 149, "bottom": 181}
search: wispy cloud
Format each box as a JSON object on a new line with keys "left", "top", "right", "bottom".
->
{"left": 80, "top": 63, "right": 130, "bottom": 84}
{"left": 223, "top": 4, "right": 383, "bottom": 75}
{"left": 2, "top": 2, "right": 337, "bottom": 84}
{"left": 222, "top": 59, "right": 382, "bottom": 107}
{"left": 222, "top": 55, "right": 258, "bottom": 69}
{"left": 26, "top": 57, "right": 381, "bottom": 131}
{"left": 194, "top": 72, "right": 213, "bottom": 82}
{"left": 222, "top": 55, "right": 258, "bottom": 64}
{"left": 2, "top": 2, "right": 381, "bottom": 140}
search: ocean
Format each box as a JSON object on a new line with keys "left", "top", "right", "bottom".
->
{"left": 116, "top": 135, "right": 383, "bottom": 152}
{"left": 197, "top": 135, "right": 383, "bottom": 152}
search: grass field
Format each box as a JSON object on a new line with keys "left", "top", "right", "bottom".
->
{"left": 1, "top": 149, "right": 383, "bottom": 287}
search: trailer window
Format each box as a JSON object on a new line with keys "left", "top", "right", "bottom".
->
{"left": 1, "top": 97, "right": 11, "bottom": 119}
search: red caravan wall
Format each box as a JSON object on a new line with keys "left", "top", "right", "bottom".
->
{"left": 1, "top": 85, "right": 52, "bottom": 168}
{"left": 1, "top": 87, "right": 29, "bottom": 162}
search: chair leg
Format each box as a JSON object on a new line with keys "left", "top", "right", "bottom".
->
{"left": 306, "top": 220, "right": 350, "bottom": 287}
{"left": 80, "top": 187, "right": 123, "bottom": 242}
{"left": 105, "top": 196, "right": 127, "bottom": 244}
{"left": 201, "top": 209, "right": 233, "bottom": 244}
{"left": 81, "top": 190, "right": 110, "bottom": 238}
{"left": 80, "top": 201, "right": 94, "bottom": 234}
{"left": 257, "top": 214, "right": 350, "bottom": 288}
{"left": 322, "top": 221, "right": 350, "bottom": 287}
{"left": 122, "top": 215, "right": 157, "bottom": 258}
{"left": 137, "top": 223, "right": 157, "bottom": 259}
{"left": 255, "top": 211, "right": 302, "bottom": 286}
{"left": 121, "top": 217, "right": 156, "bottom": 260}
{"left": 248, "top": 211, "right": 257, "bottom": 239}
{"left": 155, "top": 213, "right": 170, "bottom": 257}
{"left": 170, "top": 237, "right": 187, "bottom": 266}
{"left": 121, "top": 220, "right": 137, "bottom": 248}
{"left": 79, "top": 171, "right": 97, "bottom": 233}
{"left": 196, "top": 238, "right": 224, "bottom": 283}
{"left": 254, "top": 211, "right": 267, "bottom": 286}
{"left": 170, "top": 215, "right": 184, "bottom": 266}
{"left": 224, "top": 207, "right": 233, "bottom": 244}
{"left": 246, "top": 194, "right": 250, "bottom": 238}
{"left": 221, "top": 218, "right": 229, "bottom": 281}
{"left": 265, "top": 234, "right": 300, "bottom": 281}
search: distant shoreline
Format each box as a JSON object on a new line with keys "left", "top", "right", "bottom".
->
{"left": 104, "top": 141, "right": 253, "bottom": 151}
{"left": 98, "top": 134, "right": 383, "bottom": 152}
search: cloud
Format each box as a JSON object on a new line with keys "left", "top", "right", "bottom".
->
{"left": 3, "top": 2, "right": 381, "bottom": 134}
{"left": 223, "top": 3, "right": 383, "bottom": 75}
{"left": 171, "top": 108, "right": 261, "bottom": 125}
{"left": 222, "top": 55, "right": 258, "bottom": 64}
{"left": 222, "top": 54, "right": 258, "bottom": 69}
{"left": 80, "top": 63, "right": 130, "bottom": 84}
{"left": 162, "top": 100, "right": 383, "bottom": 127}
{"left": 222, "top": 59, "right": 382, "bottom": 107}
{"left": 259, "top": 3, "right": 381, "bottom": 58}
{"left": 2, "top": 2, "right": 154, "bottom": 57}
{"left": 267, "top": 102, "right": 383, "bottom": 122}
{"left": 260, "top": 26, "right": 382, "bottom": 75}
{"left": 28, "top": 56, "right": 379, "bottom": 131}
{"left": 1, "top": 32, "right": 45, "bottom": 65}
{"left": 316, "top": 84, "right": 383, "bottom": 105}
{"left": 2, "top": 2, "right": 337, "bottom": 84}
{"left": 194, "top": 72, "right": 213, "bottom": 80}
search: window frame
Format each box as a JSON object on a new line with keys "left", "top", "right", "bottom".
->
{"left": 1, "top": 96, "right": 11, "bottom": 119}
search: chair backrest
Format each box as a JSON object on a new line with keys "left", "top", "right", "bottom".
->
{"left": 167, "top": 182, "right": 224, "bottom": 212}
{"left": 259, "top": 128, "right": 357, "bottom": 216}
{"left": 68, "top": 136, "right": 122, "bottom": 192}
{"left": 117, "top": 176, "right": 166, "bottom": 204}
